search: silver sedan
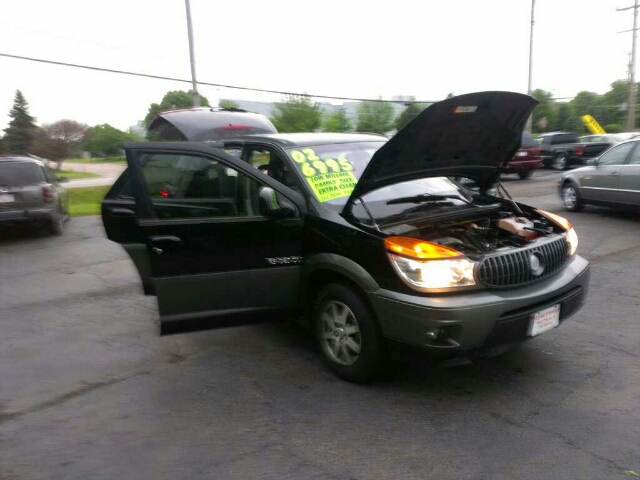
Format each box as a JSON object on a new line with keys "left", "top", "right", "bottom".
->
{"left": 559, "top": 139, "right": 640, "bottom": 211}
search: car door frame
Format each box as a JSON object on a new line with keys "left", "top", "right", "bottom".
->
{"left": 619, "top": 140, "right": 640, "bottom": 206}
{"left": 121, "top": 141, "right": 308, "bottom": 334}
{"left": 579, "top": 141, "right": 634, "bottom": 204}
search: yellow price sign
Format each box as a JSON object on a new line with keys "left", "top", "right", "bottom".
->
{"left": 581, "top": 114, "right": 606, "bottom": 134}
{"left": 290, "top": 149, "right": 358, "bottom": 202}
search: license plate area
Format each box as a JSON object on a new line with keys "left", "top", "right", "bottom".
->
{"left": 0, "top": 194, "right": 15, "bottom": 203}
{"left": 528, "top": 304, "right": 560, "bottom": 337}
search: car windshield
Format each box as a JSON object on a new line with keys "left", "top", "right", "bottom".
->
{"left": 285, "top": 142, "right": 480, "bottom": 219}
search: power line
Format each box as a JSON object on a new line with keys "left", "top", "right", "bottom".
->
{"left": 0, "top": 52, "right": 438, "bottom": 105}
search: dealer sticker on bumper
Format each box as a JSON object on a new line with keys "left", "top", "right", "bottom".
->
{"left": 528, "top": 304, "right": 560, "bottom": 337}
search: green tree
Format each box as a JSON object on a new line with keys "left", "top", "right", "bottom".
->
{"left": 144, "top": 90, "right": 210, "bottom": 128}
{"left": 219, "top": 99, "right": 240, "bottom": 109}
{"left": 394, "top": 103, "right": 428, "bottom": 131}
{"left": 323, "top": 108, "right": 351, "bottom": 132}
{"left": 82, "top": 124, "right": 134, "bottom": 157}
{"left": 270, "top": 95, "right": 321, "bottom": 133}
{"left": 356, "top": 100, "right": 395, "bottom": 134}
{"left": 3, "top": 90, "right": 37, "bottom": 154}
{"left": 531, "top": 89, "right": 557, "bottom": 133}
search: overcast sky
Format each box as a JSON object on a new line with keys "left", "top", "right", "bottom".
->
{"left": 0, "top": 0, "right": 635, "bottom": 131}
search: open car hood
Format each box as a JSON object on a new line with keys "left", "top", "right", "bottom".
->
{"left": 344, "top": 91, "right": 537, "bottom": 211}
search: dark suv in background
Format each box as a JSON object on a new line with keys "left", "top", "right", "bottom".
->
{"left": 539, "top": 132, "right": 611, "bottom": 170}
{"left": 0, "top": 156, "right": 69, "bottom": 234}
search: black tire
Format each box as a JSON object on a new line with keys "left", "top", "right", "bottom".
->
{"left": 553, "top": 153, "right": 568, "bottom": 171}
{"left": 313, "top": 282, "right": 384, "bottom": 383}
{"left": 518, "top": 170, "right": 533, "bottom": 179}
{"left": 562, "top": 182, "right": 583, "bottom": 212}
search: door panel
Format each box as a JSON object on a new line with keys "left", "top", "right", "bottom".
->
{"left": 619, "top": 165, "right": 640, "bottom": 206}
{"left": 580, "top": 142, "right": 634, "bottom": 203}
{"left": 127, "top": 145, "right": 304, "bottom": 335}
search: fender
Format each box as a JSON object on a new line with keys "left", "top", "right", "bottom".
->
{"left": 300, "top": 253, "right": 380, "bottom": 308}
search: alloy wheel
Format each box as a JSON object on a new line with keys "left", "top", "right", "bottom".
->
{"left": 320, "top": 300, "right": 362, "bottom": 366}
{"left": 563, "top": 186, "right": 578, "bottom": 208}
{"left": 554, "top": 155, "right": 567, "bottom": 170}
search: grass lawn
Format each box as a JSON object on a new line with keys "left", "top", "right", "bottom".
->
{"left": 68, "top": 186, "right": 110, "bottom": 216}
{"left": 65, "top": 157, "right": 127, "bottom": 165}
{"left": 57, "top": 170, "right": 99, "bottom": 180}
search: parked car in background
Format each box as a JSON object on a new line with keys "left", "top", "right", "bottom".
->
{"left": 502, "top": 131, "right": 542, "bottom": 179}
{"left": 579, "top": 133, "right": 623, "bottom": 153}
{"left": 147, "top": 107, "right": 277, "bottom": 141}
{"left": 0, "top": 155, "right": 69, "bottom": 234}
{"left": 560, "top": 139, "right": 640, "bottom": 211}
{"left": 539, "top": 132, "right": 608, "bottom": 170}
{"left": 102, "top": 91, "right": 589, "bottom": 382}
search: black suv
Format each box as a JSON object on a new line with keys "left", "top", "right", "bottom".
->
{"left": 102, "top": 92, "right": 590, "bottom": 382}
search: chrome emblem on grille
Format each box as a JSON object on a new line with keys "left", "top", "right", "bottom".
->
{"left": 529, "top": 253, "right": 544, "bottom": 276}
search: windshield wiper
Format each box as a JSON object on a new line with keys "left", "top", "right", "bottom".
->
{"left": 387, "top": 193, "right": 474, "bottom": 206}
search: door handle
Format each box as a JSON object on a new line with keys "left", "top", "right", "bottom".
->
{"left": 109, "top": 207, "right": 136, "bottom": 217}
{"left": 609, "top": 171, "right": 619, "bottom": 176}
{"left": 148, "top": 235, "right": 182, "bottom": 244}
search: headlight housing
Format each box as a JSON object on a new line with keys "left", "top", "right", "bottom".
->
{"left": 384, "top": 237, "right": 477, "bottom": 291}
{"left": 536, "top": 209, "right": 578, "bottom": 256}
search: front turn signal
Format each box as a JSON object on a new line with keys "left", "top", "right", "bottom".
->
{"left": 384, "top": 236, "right": 462, "bottom": 260}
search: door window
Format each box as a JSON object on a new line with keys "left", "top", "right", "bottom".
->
{"left": 598, "top": 142, "right": 634, "bottom": 166}
{"left": 626, "top": 142, "right": 640, "bottom": 164}
{"left": 141, "top": 153, "right": 263, "bottom": 219}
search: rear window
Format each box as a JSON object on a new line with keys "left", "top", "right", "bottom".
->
{"left": 0, "top": 162, "right": 45, "bottom": 186}
{"left": 551, "top": 134, "right": 578, "bottom": 145}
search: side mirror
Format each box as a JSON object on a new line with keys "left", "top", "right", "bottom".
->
{"left": 258, "top": 187, "right": 297, "bottom": 218}
{"left": 57, "top": 176, "right": 70, "bottom": 183}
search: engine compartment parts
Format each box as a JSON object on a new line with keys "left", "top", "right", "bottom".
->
{"left": 497, "top": 217, "right": 538, "bottom": 240}
{"left": 415, "top": 210, "right": 559, "bottom": 256}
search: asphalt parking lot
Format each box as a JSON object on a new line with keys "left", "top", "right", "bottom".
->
{"left": 1, "top": 170, "right": 639, "bottom": 480}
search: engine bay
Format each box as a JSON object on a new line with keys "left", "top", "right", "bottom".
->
{"left": 404, "top": 209, "right": 562, "bottom": 256}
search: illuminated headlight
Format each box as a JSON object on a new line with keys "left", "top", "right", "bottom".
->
{"left": 566, "top": 227, "right": 578, "bottom": 256}
{"left": 515, "top": 151, "right": 528, "bottom": 157}
{"left": 388, "top": 254, "right": 476, "bottom": 290}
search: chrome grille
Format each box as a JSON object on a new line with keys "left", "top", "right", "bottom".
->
{"left": 477, "top": 236, "right": 569, "bottom": 288}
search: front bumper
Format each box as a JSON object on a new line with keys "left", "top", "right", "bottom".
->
{"left": 0, "top": 207, "right": 55, "bottom": 223}
{"left": 368, "top": 255, "right": 590, "bottom": 352}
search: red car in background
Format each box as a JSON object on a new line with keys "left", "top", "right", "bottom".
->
{"left": 501, "top": 131, "right": 542, "bottom": 179}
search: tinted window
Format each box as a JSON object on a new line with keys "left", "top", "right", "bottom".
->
{"left": 141, "top": 153, "right": 263, "bottom": 219}
{"left": 0, "top": 162, "right": 45, "bottom": 186}
{"left": 598, "top": 142, "right": 634, "bottom": 166}
{"left": 521, "top": 132, "right": 538, "bottom": 148}
{"left": 551, "top": 134, "right": 578, "bottom": 145}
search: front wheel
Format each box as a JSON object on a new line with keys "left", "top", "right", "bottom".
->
{"left": 553, "top": 153, "right": 568, "bottom": 170}
{"left": 314, "top": 283, "right": 384, "bottom": 382}
{"left": 562, "top": 183, "right": 583, "bottom": 212}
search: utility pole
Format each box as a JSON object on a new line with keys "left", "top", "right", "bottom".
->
{"left": 525, "top": 0, "right": 536, "bottom": 132}
{"left": 185, "top": 0, "right": 200, "bottom": 107}
{"left": 618, "top": 0, "right": 639, "bottom": 131}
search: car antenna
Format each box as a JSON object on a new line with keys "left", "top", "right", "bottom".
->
{"left": 496, "top": 179, "right": 524, "bottom": 216}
